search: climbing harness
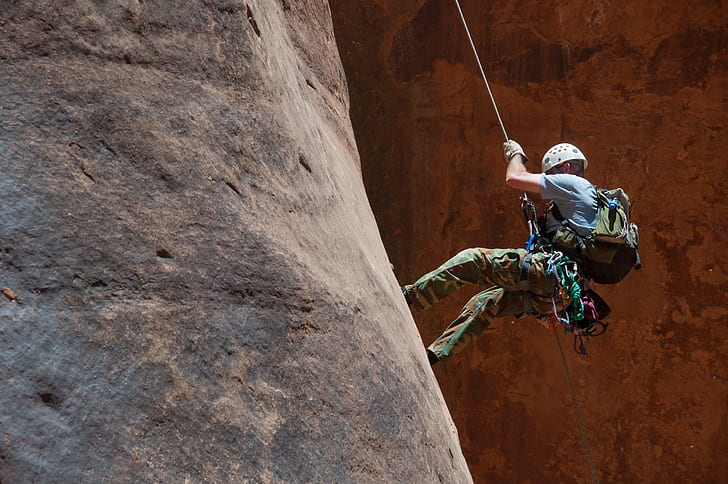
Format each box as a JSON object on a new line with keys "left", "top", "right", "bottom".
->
{"left": 517, "top": 252, "right": 535, "bottom": 314}
{"left": 519, "top": 192, "right": 611, "bottom": 356}
{"left": 453, "top": 3, "right": 600, "bottom": 482}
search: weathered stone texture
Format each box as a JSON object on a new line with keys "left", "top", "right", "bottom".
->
{"left": 1, "top": 1, "right": 471, "bottom": 482}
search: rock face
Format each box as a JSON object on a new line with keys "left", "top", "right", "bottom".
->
{"left": 1, "top": 1, "right": 472, "bottom": 482}
{"left": 330, "top": 0, "right": 727, "bottom": 482}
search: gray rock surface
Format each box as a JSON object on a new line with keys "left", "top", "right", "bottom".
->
{"left": 1, "top": 1, "right": 472, "bottom": 482}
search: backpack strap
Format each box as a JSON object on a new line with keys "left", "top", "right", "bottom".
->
{"left": 548, "top": 202, "right": 591, "bottom": 246}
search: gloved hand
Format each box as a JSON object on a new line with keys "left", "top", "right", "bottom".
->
{"left": 503, "top": 140, "right": 527, "bottom": 163}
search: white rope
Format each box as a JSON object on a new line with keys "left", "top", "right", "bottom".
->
{"left": 453, "top": 0, "right": 508, "bottom": 141}
{"left": 554, "top": 329, "right": 601, "bottom": 484}
{"left": 454, "top": 0, "right": 529, "bottom": 201}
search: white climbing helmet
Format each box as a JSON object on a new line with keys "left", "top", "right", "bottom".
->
{"left": 541, "top": 143, "right": 588, "bottom": 173}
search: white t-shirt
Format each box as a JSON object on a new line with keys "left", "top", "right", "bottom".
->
{"left": 540, "top": 173, "right": 599, "bottom": 236}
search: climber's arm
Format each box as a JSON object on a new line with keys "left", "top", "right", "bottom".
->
{"left": 505, "top": 156, "right": 542, "bottom": 193}
{"left": 503, "top": 140, "right": 542, "bottom": 193}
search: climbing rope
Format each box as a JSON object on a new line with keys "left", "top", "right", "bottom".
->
{"left": 454, "top": 0, "right": 536, "bottom": 229}
{"left": 453, "top": 0, "right": 508, "bottom": 141}
{"left": 453, "top": 4, "right": 599, "bottom": 481}
{"left": 553, "top": 329, "right": 601, "bottom": 484}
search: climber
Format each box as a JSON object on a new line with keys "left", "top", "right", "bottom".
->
{"left": 401, "top": 140, "right": 621, "bottom": 365}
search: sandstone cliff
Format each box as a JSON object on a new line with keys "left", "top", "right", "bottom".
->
{"left": 331, "top": 0, "right": 727, "bottom": 482}
{"left": 1, "top": 1, "right": 472, "bottom": 482}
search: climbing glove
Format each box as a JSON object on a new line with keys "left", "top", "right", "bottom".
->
{"left": 503, "top": 139, "right": 527, "bottom": 163}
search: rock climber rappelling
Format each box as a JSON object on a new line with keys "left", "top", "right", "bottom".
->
{"left": 402, "top": 140, "right": 641, "bottom": 364}
{"left": 400, "top": 1, "right": 641, "bottom": 365}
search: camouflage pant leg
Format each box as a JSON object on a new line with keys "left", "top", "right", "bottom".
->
{"left": 426, "top": 286, "right": 506, "bottom": 360}
{"left": 406, "top": 248, "right": 557, "bottom": 310}
{"left": 413, "top": 248, "right": 576, "bottom": 361}
{"left": 427, "top": 288, "right": 559, "bottom": 361}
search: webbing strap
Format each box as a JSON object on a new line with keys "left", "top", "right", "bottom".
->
{"left": 519, "top": 252, "right": 533, "bottom": 291}
{"left": 519, "top": 253, "right": 534, "bottom": 313}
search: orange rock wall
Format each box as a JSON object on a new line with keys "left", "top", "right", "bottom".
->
{"left": 331, "top": 0, "right": 727, "bottom": 481}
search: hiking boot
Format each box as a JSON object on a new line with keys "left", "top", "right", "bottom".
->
{"left": 401, "top": 286, "right": 412, "bottom": 306}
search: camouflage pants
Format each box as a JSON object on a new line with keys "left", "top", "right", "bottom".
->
{"left": 404, "top": 248, "right": 573, "bottom": 361}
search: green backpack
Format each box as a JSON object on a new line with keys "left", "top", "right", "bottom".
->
{"left": 547, "top": 188, "right": 641, "bottom": 284}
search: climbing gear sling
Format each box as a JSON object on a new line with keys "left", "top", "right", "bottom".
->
{"left": 519, "top": 194, "right": 612, "bottom": 352}
{"left": 545, "top": 250, "right": 611, "bottom": 355}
